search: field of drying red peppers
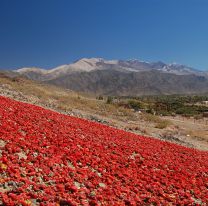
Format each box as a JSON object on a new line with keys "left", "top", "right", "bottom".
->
{"left": 0, "top": 96, "right": 208, "bottom": 205}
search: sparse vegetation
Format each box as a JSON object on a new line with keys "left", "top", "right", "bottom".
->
{"left": 97, "top": 95, "right": 104, "bottom": 100}
{"left": 0, "top": 73, "right": 136, "bottom": 121}
{"left": 127, "top": 99, "right": 143, "bottom": 111}
{"left": 106, "top": 96, "right": 113, "bottom": 104}
{"left": 155, "top": 120, "right": 171, "bottom": 129}
{"left": 141, "top": 113, "right": 171, "bottom": 129}
{"left": 117, "top": 95, "right": 208, "bottom": 117}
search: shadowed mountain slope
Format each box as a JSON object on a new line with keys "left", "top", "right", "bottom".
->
{"left": 47, "top": 69, "right": 208, "bottom": 96}
{"left": 13, "top": 58, "right": 208, "bottom": 95}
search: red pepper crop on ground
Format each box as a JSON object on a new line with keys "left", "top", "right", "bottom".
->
{"left": 0, "top": 96, "right": 207, "bottom": 205}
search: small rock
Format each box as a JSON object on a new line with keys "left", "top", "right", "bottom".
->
{"left": 0, "top": 139, "right": 6, "bottom": 147}
{"left": 98, "top": 183, "right": 106, "bottom": 188}
{"left": 17, "top": 151, "right": 27, "bottom": 160}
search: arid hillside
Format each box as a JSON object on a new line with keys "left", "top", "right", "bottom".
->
{"left": 0, "top": 72, "right": 207, "bottom": 151}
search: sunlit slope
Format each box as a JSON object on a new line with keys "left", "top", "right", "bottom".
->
{"left": 0, "top": 96, "right": 207, "bottom": 205}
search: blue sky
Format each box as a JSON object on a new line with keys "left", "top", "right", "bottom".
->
{"left": 0, "top": 0, "right": 208, "bottom": 70}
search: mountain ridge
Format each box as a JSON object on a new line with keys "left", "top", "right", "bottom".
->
{"left": 11, "top": 57, "right": 208, "bottom": 96}
{"left": 15, "top": 57, "right": 208, "bottom": 76}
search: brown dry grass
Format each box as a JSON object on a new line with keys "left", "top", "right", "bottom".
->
{"left": 141, "top": 113, "right": 172, "bottom": 129}
{"left": 189, "top": 130, "right": 208, "bottom": 141}
{"left": 0, "top": 76, "right": 135, "bottom": 121}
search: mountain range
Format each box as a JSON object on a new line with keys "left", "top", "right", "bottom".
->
{"left": 12, "top": 58, "right": 208, "bottom": 96}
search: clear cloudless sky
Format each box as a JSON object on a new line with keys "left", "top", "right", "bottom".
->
{"left": 0, "top": 0, "right": 208, "bottom": 70}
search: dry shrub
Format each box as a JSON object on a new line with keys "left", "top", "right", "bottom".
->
{"left": 142, "top": 113, "right": 171, "bottom": 129}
